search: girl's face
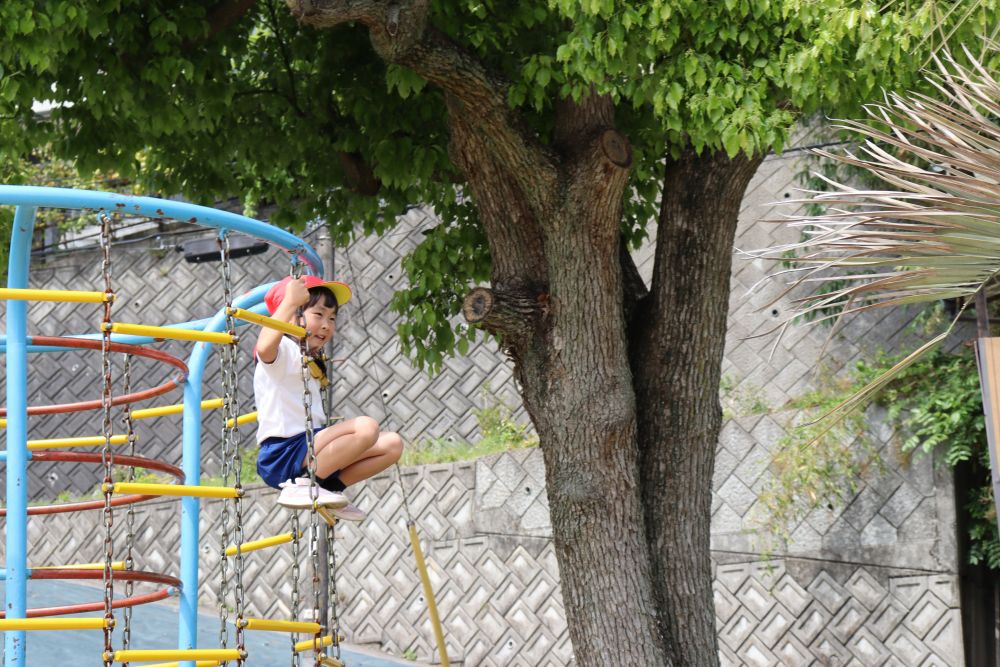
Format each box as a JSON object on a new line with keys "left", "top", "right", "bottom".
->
{"left": 301, "top": 302, "right": 337, "bottom": 352}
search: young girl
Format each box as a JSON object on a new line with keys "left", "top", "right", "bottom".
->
{"left": 254, "top": 275, "right": 403, "bottom": 519}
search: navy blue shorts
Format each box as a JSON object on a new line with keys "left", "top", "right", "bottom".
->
{"left": 256, "top": 428, "right": 344, "bottom": 492}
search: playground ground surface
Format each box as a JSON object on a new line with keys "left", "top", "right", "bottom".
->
{"left": 1, "top": 580, "right": 425, "bottom": 666}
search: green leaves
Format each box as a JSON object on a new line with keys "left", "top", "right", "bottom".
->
{"left": 390, "top": 203, "right": 491, "bottom": 373}
{"left": 0, "top": 0, "right": 996, "bottom": 368}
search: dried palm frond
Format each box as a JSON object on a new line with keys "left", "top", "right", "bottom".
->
{"left": 751, "top": 45, "right": 1000, "bottom": 424}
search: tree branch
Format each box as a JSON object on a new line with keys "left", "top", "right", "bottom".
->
{"left": 463, "top": 285, "right": 544, "bottom": 342}
{"left": 205, "top": 0, "right": 258, "bottom": 39}
{"left": 285, "top": 0, "right": 559, "bottom": 217}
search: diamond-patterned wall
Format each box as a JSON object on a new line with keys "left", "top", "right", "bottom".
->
{"left": 1, "top": 131, "right": 966, "bottom": 665}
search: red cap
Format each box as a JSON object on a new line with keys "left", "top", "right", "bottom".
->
{"left": 264, "top": 276, "right": 352, "bottom": 315}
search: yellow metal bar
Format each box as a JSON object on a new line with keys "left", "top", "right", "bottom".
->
{"left": 35, "top": 561, "right": 125, "bottom": 571}
{"left": 105, "top": 482, "right": 241, "bottom": 499}
{"left": 0, "top": 419, "right": 6, "bottom": 428}
{"left": 226, "top": 531, "right": 300, "bottom": 557}
{"left": 0, "top": 617, "right": 111, "bottom": 630}
{"left": 226, "top": 411, "right": 257, "bottom": 428}
{"left": 293, "top": 635, "right": 336, "bottom": 653}
{"left": 106, "top": 649, "right": 242, "bottom": 663}
{"left": 131, "top": 398, "right": 224, "bottom": 421}
{"left": 228, "top": 307, "right": 306, "bottom": 338}
{"left": 27, "top": 435, "right": 129, "bottom": 450}
{"left": 316, "top": 507, "right": 338, "bottom": 526}
{"left": 0, "top": 288, "right": 110, "bottom": 303}
{"left": 409, "top": 522, "right": 450, "bottom": 667}
{"left": 105, "top": 322, "right": 235, "bottom": 345}
{"left": 240, "top": 618, "right": 321, "bottom": 633}
{"left": 138, "top": 662, "right": 221, "bottom": 667}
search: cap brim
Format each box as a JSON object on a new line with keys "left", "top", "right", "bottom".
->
{"left": 318, "top": 281, "right": 352, "bottom": 306}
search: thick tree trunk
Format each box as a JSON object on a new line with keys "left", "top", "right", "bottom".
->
{"left": 517, "top": 202, "right": 667, "bottom": 667}
{"left": 287, "top": 7, "right": 767, "bottom": 664}
{"left": 632, "top": 151, "right": 765, "bottom": 666}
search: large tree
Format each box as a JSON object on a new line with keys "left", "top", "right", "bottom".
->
{"left": 1, "top": 2, "right": 996, "bottom": 664}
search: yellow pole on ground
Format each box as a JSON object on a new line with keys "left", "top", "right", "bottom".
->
{"left": 131, "top": 399, "right": 225, "bottom": 421}
{"left": 34, "top": 561, "right": 125, "bottom": 571}
{"left": 0, "top": 288, "right": 111, "bottom": 303}
{"left": 105, "top": 323, "right": 235, "bottom": 345}
{"left": 409, "top": 522, "right": 450, "bottom": 667}
{"left": 104, "top": 483, "right": 241, "bottom": 499}
{"left": 239, "top": 618, "right": 321, "bottom": 634}
{"left": 225, "top": 531, "right": 300, "bottom": 557}
{"left": 105, "top": 649, "right": 242, "bottom": 663}
{"left": 27, "top": 435, "right": 129, "bottom": 450}
{"left": 227, "top": 308, "right": 306, "bottom": 338}
{"left": 0, "top": 617, "right": 112, "bottom": 631}
{"left": 226, "top": 412, "right": 257, "bottom": 428}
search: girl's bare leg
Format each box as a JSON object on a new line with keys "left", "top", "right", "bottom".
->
{"left": 337, "top": 431, "right": 403, "bottom": 486}
{"left": 303, "top": 416, "right": 380, "bottom": 478}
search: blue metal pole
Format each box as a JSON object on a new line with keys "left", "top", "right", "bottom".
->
{"left": 177, "top": 284, "right": 273, "bottom": 665}
{"left": 5, "top": 205, "right": 36, "bottom": 666}
{"left": 0, "top": 186, "right": 324, "bottom": 272}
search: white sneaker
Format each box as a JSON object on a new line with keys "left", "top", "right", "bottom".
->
{"left": 277, "top": 479, "right": 349, "bottom": 509}
{"left": 330, "top": 502, "right": 367, "bottom": 522}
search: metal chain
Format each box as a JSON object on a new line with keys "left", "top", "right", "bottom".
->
{"left": 290, "top": 511, "right": 302, "bottom": 667}
{"left": 292, "top": 254, "right": 325, "bottom": 666}
{"left": 327, "top": 519, "right": 341, "bottom": 663}
{"left": 296, "top": 277, "right": 324, "bottom": 666}
{"left": 319, "top": 355, "right": 342, "bottom": 662}
{"left": 121, "top": 353, "right": 138, "bottom": 653}
{"left": 221, "top": 233, "right": 247, "bottom": 665}
{"left": 99, "top": 211, "right": 116, "bottom": 667}
{"left": 217, "top": 235, "right": 234, "bottom": 660}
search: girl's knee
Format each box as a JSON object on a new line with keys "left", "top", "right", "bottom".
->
{"left": 384, "top": 432, "right": 403, "bottom": 462}
{"left": 354, "top": 416, "right": 380, "bottom": 446}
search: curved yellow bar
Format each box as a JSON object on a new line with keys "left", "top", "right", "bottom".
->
{"left": 105, "top": 482, "right": 241, "bottom": 499}
{"left": 316, "top": 507, "right": 339, "bottom": 526}
{"left": 105, "top": 649, "right": 242, "bottom": 663}
{"left": 0, "top": 617, "right": 111, "bottom": 630}
{"left": 239, "top": 618, "right": 321, "bottom": 634}
{"left": 227, "top": 308, "right": 306, "bottom": 338}
{"left": 225, "top": 531, "right": 300, "bottom": 557}
{"left": 131, "top": 398, "right": 224, "bottom": 420}
{"left": 105, "top": 322, "right": 235, "bottom": 345}
{"left": 226, "top": 411, "right": 257, "bottom": 428}
{"left": 318, "top": 657, "right": 345, "bottom": 667}
{"left": 27, "top": 435, "right": 129, "bottom": 450}
{"left": 293, "top": 635, "right": 336, "bottom": 653}
{"left": 0, "top": 288, "right": 111, "bottom": 303}
{"left": 35, "top": 561, "right": 125, "bottom": 571}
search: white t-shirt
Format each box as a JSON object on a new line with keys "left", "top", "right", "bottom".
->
{"left": 254, "top": 336, "right": 326, "bottom": 443}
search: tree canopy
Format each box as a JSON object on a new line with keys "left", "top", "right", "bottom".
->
{"left": 1, "top": 1, "right": 995, "bottom": 365}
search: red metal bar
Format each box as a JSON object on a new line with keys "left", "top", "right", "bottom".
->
{"left": 0, "top": 452, "right": 184, "bottom": 516}
{"left": 30, "top": 452, "right": 184, "bottom": 478}
{"left": 0, "top": 336, "right": 187, "bottom": 416}
{"left": 30, "top": 569, "right": 181, "bottom": 588}
{"left": 0, "top": 588, "right": 174, "bottom": 619}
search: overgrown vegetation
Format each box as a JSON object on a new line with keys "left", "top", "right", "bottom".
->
{"left": 762, "top": 339, "right": 999, "bottom": 567}
{"left": 401, "top": 387, "right": 537, "bottom": 466}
